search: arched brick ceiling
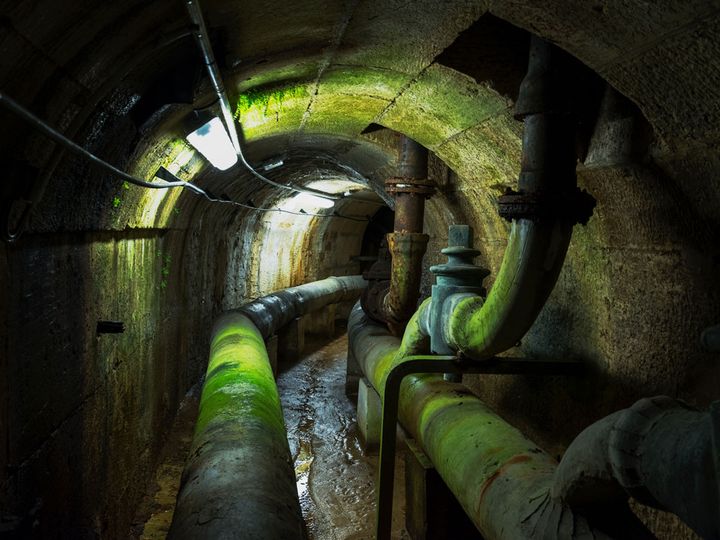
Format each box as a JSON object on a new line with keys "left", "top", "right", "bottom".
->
{"left": 3, "top": 0, "right": 718, "bottom": 237}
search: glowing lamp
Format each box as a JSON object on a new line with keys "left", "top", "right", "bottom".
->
{"left": 186, "top": 117, "right": 238, "bottom": 171}
{"left": 294, "top": 193, "right": 335, "bottom": 209}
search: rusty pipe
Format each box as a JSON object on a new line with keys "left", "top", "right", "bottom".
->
{"left": 380, "top": 135, "right": 434, "bottom": 333}
{"left": 392, "top": 192, "right": 426, "bottom": 232}
{"left": 387, "top": 136, "right": 430, "bottom": 234}
{"left": 382, "top": 232, "right": 429, "bottom": 333}
{"left": 397, "top": 135, "right": 428, "bottom": 180}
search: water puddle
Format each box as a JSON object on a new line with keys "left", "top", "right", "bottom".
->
{"left": 277, "top": 333, "right": 408, "bottom": 539}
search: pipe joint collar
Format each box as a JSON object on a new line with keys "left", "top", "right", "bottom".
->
{"left": 385, "top": 177, "right": 435, "bottom": 197}
{"left": 498, "top": 187, "right": 596, "bottom": 225}
{"left": 387, "top": 232, "right": 430, "bottom": 261}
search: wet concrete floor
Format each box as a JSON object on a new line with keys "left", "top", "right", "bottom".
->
{"left": 277, "top": 332, "right": 408, "bottom": 540}
{"left": 134, "top": 332, "right": 408, "bottom": 539}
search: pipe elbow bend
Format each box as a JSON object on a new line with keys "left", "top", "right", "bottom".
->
{"left": 444, "top": 294, "right": 486, "bottom": 357}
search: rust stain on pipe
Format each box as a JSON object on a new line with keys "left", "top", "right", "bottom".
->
{"left": 478, "top": 454, "right": 533, "bottom": 504}
{"left": 378, "top": 135, "right": 435, "bottom": 333}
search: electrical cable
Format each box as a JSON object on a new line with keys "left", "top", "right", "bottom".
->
{"left": 0, "top": 91, "right": 369, "bottom": 225}
{"left": 185, "top": 0, "right": 340, "bottom": 201}
{"left": 2, "top": 26, "right": 200, "bottom": 242}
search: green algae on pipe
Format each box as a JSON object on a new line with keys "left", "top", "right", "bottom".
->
{"left": 168, "top": 312, "right": 305, "bottom": 540}
{"left": 347, "top": 303, "right": 635, "bottom": 539}
{"left": 445, "top": 219, "right": 572, "bottom": 360}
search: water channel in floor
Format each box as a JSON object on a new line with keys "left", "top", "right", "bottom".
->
{"left": 277, "top": 332, "right": 408, "bottom": 540}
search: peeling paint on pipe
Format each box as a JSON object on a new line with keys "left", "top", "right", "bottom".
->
{"left": 168, "top": 312, "right": 305, "bottom": 540}
{"left": 348, "top": 303, "right": 652, "bottom": 539}
{"left": 362, "top": 134, "right": 433, "bottom": 334}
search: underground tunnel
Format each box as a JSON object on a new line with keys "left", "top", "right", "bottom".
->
{"left": 1, "top": 1, "right": 719, "bottom": 539}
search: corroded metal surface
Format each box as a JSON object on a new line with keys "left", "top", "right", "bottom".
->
{"left": 363, "top": 135, "right": 435, "bottom": 333}
{"left": 383, "top": 231, "right": 429, "bottom": 334}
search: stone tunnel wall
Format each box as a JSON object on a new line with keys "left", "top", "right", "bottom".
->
{"left": 0, "top": 228, "right": 216, "bottom": 538}
{"left": 2, "top": 1, "right": 720, "bottom": 538}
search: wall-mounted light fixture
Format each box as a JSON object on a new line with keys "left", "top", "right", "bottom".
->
{"left": 186, "top": 116, "right": 238, "bottom": 171}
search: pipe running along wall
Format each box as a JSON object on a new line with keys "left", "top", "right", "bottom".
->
{"left": 421, "top": 36, "right": 592, "bottom": 361}
{"left": 347, "top": 304, "right": 652, "bottom": 539}
{"left": 552, "top": 396, "right": 720, "bottom": 539}
{"left": 170, "top": 276, "right": 365, "bottom": 539}
{"left": 382, "top": 136, "right": 433, "bottom": 332}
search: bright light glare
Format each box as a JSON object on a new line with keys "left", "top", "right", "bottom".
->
{"left": 293, "top": 193, "right": 335, "bottom": 209}
{"left": 186, "top": 117, "right": 238, "bottom": 171}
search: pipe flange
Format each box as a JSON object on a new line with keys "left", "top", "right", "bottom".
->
{"left": 497, "top": 187, "right": 596, "bottom": 225}
{"left": 385, "top": 177, "right": 435, "bottom": 197}
{"left": 360, "top": 280, "right": 390, "bottom": 324}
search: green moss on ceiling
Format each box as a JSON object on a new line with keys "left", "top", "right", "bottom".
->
{"left": 235, "top": 83, "right": 312, "bottom": 139}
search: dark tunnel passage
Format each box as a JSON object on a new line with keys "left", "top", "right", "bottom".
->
{"left": 1, "top": 1, "right": 720, "bottom": 539}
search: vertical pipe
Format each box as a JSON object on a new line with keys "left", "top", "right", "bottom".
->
{"left": 439, "top": 36, "right": 588, "bottom": 360}
{"left": 381, "top": 135, "right": 433, "bottom": 333}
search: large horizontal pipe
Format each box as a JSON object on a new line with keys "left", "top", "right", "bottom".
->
{"left": 170, "top": 276, "right": 365, "bottom": 539}
{"left": 168, "top": 312, "right": 305, "bottom": 540}
{"left": 553, "top": 397, "right": 720, "bottom": 539}
{"left": 348, "top": 304, "right": 650, "bottom": 539}
{"left": 237, "top": 275, "right": 366, "bottom": 339}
